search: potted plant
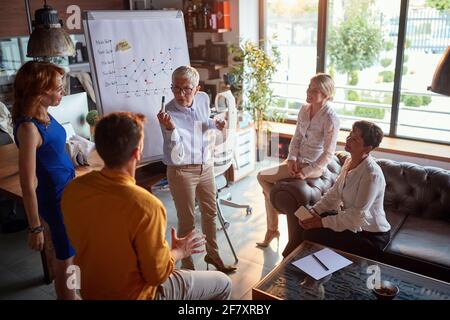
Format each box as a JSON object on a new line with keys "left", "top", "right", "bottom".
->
{"left": 228, "top": 38, "right": 281, "bottom": 161}
{"left": 86, "top": 110, "right": 99, "bottom": 141}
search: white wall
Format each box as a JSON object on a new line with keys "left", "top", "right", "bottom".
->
{"left": 238, "top": 0, "right": 259, "bottom": 43}
{"left": 223, "top": 0, "right": 240, "bottom": 44}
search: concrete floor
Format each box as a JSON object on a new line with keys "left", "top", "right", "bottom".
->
{"left": 0, "top": 159, "right": 288, "bottom": 300}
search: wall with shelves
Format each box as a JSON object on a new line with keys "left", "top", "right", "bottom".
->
{"left": 186, "top": 1, "right": 238, "bottom": 105}
{"left": 135, "top": 1, "right": 240, "bottom": 103}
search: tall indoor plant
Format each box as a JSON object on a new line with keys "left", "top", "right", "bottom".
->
{"left": 229, "top": 39, "right": 281, "bottom": 161}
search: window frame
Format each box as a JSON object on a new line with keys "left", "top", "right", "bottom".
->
{"left": 262, "top": 0, "right": 450, "bottom": 146}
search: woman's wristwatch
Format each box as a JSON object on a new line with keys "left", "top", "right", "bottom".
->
{"left": 28, "top": 226, "right": 44, "bottom": 234}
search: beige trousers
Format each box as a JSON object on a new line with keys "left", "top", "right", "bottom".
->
{"left": 154, "top": 269, "right": 231, "bottom": 300}
{"left": 167, "top": 164, "right": 220, "bottom": 270}
{"left": 257, "top": 160, "right": 323, "bottom": 231}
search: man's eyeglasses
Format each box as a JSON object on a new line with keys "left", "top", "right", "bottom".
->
{"left": 171, "top": 86, "right": 194, "bottom": 95}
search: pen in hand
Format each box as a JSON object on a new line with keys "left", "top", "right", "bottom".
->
{"left": 312, "top": 253, "right": 329, "bottom": 271}
{"left": 160, "top": 96, "right": 165, "bottom": 113}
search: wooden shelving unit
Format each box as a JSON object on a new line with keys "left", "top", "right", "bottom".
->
{"left": 189, "top": 28, "right": 231, "bottom": 33}
{"left": 190, "top": 62, "right": 228, "bottom": 70}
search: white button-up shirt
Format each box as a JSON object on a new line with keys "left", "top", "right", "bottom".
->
{"left": 313, "top": 155, "right": 391, "bottom": 233}
{"left": 287, "top": 103, "right": 340, "bottom": 178}
{"left": 161, "top": 92, "right": 217, "bottom": 166}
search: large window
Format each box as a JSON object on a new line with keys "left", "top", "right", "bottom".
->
{"left": 266, "top": 0, "right": 319, "bottom": 119}
{"left": 265, "top": 0, "right": 450, "bottom": 144}
{"left": 325, "top": 0, "right": 399, "bottom": 134}
{"left": 396, "top": 0, "right": 450, "bottom": 142}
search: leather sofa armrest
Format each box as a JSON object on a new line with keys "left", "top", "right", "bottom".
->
{"left": 270, "top": 178, "right": 324, "bottom": 215}
{"left": 269, "top": 153, "right": 347, "bottom": 215}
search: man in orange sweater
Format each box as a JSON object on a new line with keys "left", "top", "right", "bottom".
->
{"left": 61, "top": 112, "right": 231, "bottom": 300}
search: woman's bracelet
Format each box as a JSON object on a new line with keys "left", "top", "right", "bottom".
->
{"left": 28, "top": 226, "right": 44, "bottom": 234}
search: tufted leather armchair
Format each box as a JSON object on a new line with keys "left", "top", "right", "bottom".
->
{"left": 270, "top": 151, "right": 450, "bottom": 282}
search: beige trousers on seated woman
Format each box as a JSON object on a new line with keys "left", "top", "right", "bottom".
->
{"left": 257, "top": 160, "right": 323, "bottom": 232}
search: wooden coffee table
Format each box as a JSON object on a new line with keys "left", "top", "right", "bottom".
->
{"left": 252, "top": 241, "right": 450, "bottom": 300}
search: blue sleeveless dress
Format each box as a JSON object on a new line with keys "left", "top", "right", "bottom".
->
{"left": 14, "top": 114, "right": 75, "bottom": 260}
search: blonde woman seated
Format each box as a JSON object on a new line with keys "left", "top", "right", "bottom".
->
{"left": 256, "top": 73, "right": 340, "bottom": 248}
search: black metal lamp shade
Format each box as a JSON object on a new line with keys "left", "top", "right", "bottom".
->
{"left": 27, "top": 4, "right": 75, "bottom": 58}
{"left": 428, "top": 46, "right": 450, "bottom": 96}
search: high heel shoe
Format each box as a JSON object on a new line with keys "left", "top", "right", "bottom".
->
{"left": 256, "top": 230, "right": 280, "bottom": 248}
{"left": 204, "top": 255, "right": 237, "bottom": 274}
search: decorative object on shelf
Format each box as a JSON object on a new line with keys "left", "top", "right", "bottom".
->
{"left": 198, "top": 2, "right": 212, "bottom": 30}
{"left": 25, "top": 0, "right": 75, "bottom": 60}
{"left": 228, "top": 38, "right": 281, "bottom": 161}
{"left": 185, "top": 1, "right": 198, "bottom": 31}
{"left": 184, "top": 0, "right": 230, "bottom": 32}
{"left": 213, "top": 1, "right": 230, "bottom": 29}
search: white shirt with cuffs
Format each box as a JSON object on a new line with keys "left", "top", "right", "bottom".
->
{"left": 312, "top": 155, "right": 391, "bottom": 233}
{"left": 160, "top": 91, "right": 218, "bottom": 166}
{"left": 287, "top": 103, "right": 340, "bottom": 178}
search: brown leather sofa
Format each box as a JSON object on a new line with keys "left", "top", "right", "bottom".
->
{"left": 270, "top": 152, "right": 450, "bottom": 283}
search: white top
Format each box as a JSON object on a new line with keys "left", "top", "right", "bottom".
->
{"left": 287, "top": 103, "right": 340, "bottom": 178}
{"left": 160, "top": 92, "right": 217, "bottom": 166}
{"left": 313, "top": 155, "right": 391, "bottom": 233}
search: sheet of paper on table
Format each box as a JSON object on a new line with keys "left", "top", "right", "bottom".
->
{"left": 291, "top": 247, "right": 353, "bottom": 280}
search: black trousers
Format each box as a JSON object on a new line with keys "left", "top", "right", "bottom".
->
{"left": 283, "top": 210, "right": 390, "bottom": 259}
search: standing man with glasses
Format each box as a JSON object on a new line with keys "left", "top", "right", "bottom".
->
{"left": 157, "top": 66, "right": 237, "bottom": 274}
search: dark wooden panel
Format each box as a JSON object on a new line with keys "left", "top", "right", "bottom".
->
{"left": 0, "top": 1, "right": 29, "bottom": 37}
{"left": 0, "top": 0, "right": 129, "bottom": 37}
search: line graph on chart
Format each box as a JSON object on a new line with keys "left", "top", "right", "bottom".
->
{"left": 96, "top": 39, "right": 180, "bottom": 97}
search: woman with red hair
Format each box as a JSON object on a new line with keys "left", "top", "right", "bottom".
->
{"left": 12, "top": 61, "right": 77, "bottom": 299}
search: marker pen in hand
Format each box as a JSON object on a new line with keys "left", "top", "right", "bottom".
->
{"left": 160, "top": 96, "right": 165, "bottom": 113}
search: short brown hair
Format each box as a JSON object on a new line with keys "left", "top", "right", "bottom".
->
{"left": 94, "top": 112, "right": 147, "bottom": 168}
{"left": 352, "top": 120, "right": 384, "bottom": 149}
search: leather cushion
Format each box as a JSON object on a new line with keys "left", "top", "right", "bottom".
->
{"left": 386, "top": 216, "right": 450, "bottom": 268}
{"left": 271, "top": 154, "right": 345, "bottom": 215}
{"left": 378, "top": 159, "right": 450, "bottom": 220}
{"left": 384, "top": 210, "right": 407, "bottom": 236}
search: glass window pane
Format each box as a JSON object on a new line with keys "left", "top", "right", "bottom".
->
{"left": 397, "top": 0, "right": 450, "bottom": 143}
{"left": 325, "top": 0, "right": 401, "bottom": 134}
{"left": 266, "top": 0, "right": 319, "bottom": 119}
{"left": 0, "top": 38, "right": 21, "bottom": 73}
{"left": 0, "top": 38, "right": 22, "bottom": 107}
